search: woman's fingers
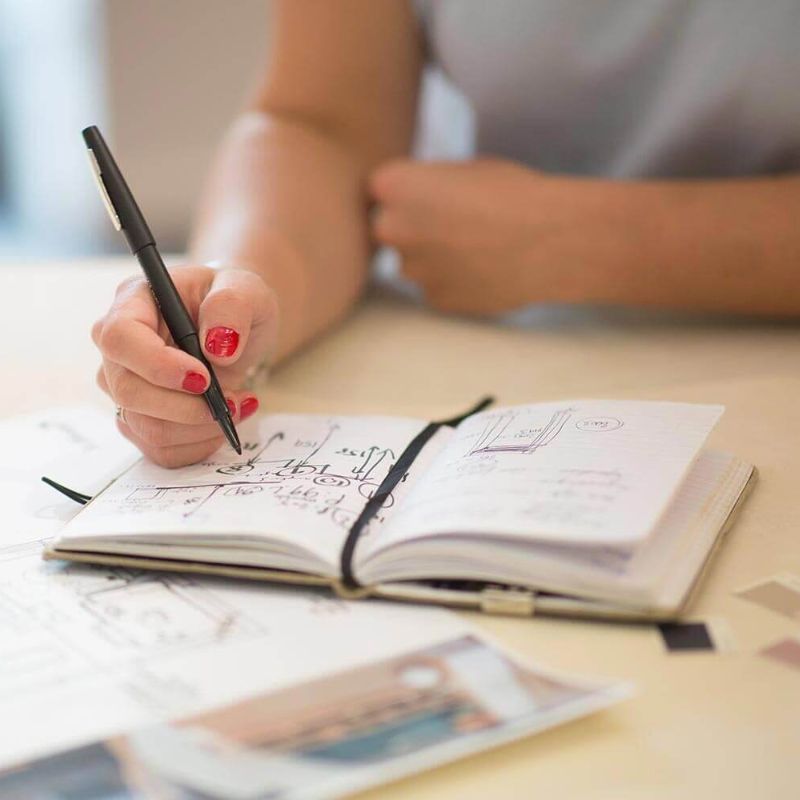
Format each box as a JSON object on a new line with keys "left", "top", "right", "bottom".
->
{"left": 199, "top": 268, "right": 279, "bottom": 370}
{"left": 121, "top": 399, "right": 260, "bottom": 449}
{"left": 120, "top": 411, "right": 233, "bottom": 448}
{"left": 95, "top": 311, "right": 210, "bottom": 393}
{"left": 98, "top": 366, "right": 259, "bottom": 434}
{"left": 99, "top": 364, "right": 213, "bottom": 424}
{"left": 116, "top": 418, "right": 226, "bottom": 469}
{"left": 93, "top": 275, "right": 211, "bottom": 392}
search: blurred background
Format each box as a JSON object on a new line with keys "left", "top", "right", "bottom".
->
{"left": 0, "top": 0, "right": 267, "bottom": 258}
{"left": 0, "top": 0, "right": 472, "bottom": 261}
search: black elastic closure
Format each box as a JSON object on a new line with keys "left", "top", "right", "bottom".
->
{"left": 41, "top": 476, "right": 92, "bottom": 505}
{"left": 339, "top": 396, "right": 494, "bottom": 589}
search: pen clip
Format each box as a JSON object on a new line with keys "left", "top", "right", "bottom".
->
{"left": 86, "top": 147, "right": 122, "bottom": 231}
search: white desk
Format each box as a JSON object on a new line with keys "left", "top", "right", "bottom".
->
{"left": 2, "top": 259, "right": 797, "bottom": 798}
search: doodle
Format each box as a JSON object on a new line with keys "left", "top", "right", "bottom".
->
{"left": 576, "top": 417, "right": 623, "bottom": 432}
{"left": 216, "top": 431, "right": 284, "bottom": 475}
{"left": 95, "top": 418, "right": 410, "bottom": 529}
{"left": 352, "top": 446, "right": 396, "bottom": 481}
{"left": 314, "top": 475, "right": 352, "bottom": 488}
{"left": 216, "top": 463, "right": 255, "bottom": 477}
{"left": 294, "top": 423, "right": 339, "bottom": 468}
{"left": 469, "top": 408, "right": 574, "bottom": 455}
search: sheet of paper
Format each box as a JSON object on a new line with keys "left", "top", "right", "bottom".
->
{"left": 0, "top": 406, "right": 138, "bottom": 549}
{"left": 371, "top": 400, "right": 723, "bottom": 548}
{"left": 56, "top": 414, "right": 434, "bottom": 570}
{"left": 0, "top": 634, "right": 629, "bottom": 800}
{"left": 0, "top": 409, "right": 469, "bottom": 770}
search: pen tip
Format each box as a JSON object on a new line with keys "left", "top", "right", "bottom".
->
{"left": 217, "top": 411, "right": 242, "bottom": 456}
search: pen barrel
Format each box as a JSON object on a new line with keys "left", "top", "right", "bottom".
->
{"left": 135, "top": 245, "right": 232, "bottom": 430}
{"left": 136, "top": 245, "right": 196, "bottom": 343}
{"left": 83, "top": 126, "right": 156, "bottom": 253}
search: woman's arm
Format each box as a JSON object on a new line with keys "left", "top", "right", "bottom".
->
{"left": 369, "top": 158, "right": 800, "bottom": 316}
{"left": 587, "top": 173, "right": 800, "bottom": 315}
{"left": 91, "top": 0, "right": 423, "bottom": 467}
{"left": 191, "top": 0, "right": 423, "bottom": 358}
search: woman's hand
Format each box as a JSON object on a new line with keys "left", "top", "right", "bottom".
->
{"left": 93, "top": 265, "right": 278, "bottom": 467}
{"left": 369, "top": 158, "right": 623, "bottom": 314}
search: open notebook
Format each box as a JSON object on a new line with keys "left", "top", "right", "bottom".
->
{"left": 46, "top": 399, "right": 756, "bottom": 621}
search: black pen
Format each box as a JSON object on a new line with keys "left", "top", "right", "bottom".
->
{"left": 82, "top": 125, "right": 242, "bottom": 455}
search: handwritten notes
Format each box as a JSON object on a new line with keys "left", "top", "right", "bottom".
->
{"left": 57, "top": 414, "right": 437, "bottom": 571}
{"left": 371, "top": 400, "right": 723, "bottom": 548}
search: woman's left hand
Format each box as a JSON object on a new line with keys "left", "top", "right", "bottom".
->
{"left": 368, "top": 157, "right": 620, "bottom": 314}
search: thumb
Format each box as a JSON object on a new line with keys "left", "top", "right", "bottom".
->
{"left": 198, "top": 268, "right": 275, "bottom": 368}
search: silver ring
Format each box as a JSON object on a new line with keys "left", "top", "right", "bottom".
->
{"left": 243, "top": 358, "right": 272, "bottom": 391}
{"left": 115, "top": 406, "right": 127, "bottom": 425}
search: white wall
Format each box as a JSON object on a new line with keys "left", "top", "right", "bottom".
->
{"left": 0, "top": 1, "right": 473, "bottom": 258}
{"left": 0, "top": 0, "right": 268, "bottom": 257}
{"left": 103, "top": 0, "right": 268, "bottom": 251}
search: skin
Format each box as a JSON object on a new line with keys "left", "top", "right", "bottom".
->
{"left": 93, "top": 0, "right": 800, "bottom": 467}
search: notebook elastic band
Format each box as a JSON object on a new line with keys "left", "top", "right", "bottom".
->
{"left": 339, "top": 396, "right": 494, "bottom": 590}
{"left": 41, "top": 476, "right": 92, "bottom": 505}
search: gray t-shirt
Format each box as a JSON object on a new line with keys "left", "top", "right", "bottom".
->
{"left": 414, "top": 0, "right": 800, "bottom": 177}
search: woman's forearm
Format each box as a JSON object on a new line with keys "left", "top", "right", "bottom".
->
{"left": 585, "top": 173, "right": 800, "bottom": 314}
{"left": 190, "top": 111, "right": 371, "bottom": 360}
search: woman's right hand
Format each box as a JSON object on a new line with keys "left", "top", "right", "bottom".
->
{"left": 92, "top": 264, "right": 278, "bottom": 468}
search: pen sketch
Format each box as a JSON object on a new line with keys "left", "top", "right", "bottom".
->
{"left": 575, "top": 417, "right": 624, "bottom": 432}
{"left": 112, "top": 418, "right": 404, "bottom": 529}
{"left": 468, "top": 408, "right": 574, "bottom": 456}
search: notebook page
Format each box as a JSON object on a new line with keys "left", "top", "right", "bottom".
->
{"left": 368, "top": 400, "right": 723, "bottom": 550}
{"left": 359, "top": 451, "right": 751, "bottom": 609}
{"left": 56, "top": 414, "right": 438, "bottom": 571}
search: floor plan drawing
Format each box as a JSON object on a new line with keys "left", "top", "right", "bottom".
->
{"left": 0, "top": 541, "right": 269, "bottom": 704}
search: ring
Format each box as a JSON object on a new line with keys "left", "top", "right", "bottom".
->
{"left": 244, "top": 358, "right": 272, "bottom": 391}
{"left": 115, "top": 406, "right": 127, "bottom": 425}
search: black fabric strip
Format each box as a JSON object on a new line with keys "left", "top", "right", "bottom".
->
{"left": 41, "top": 476, "right": 92, "bottom": 505}
{"left": 339, "top": 396, "right": 494, "bottom": 590}
{"left": 436, "top": 395, "right": 494, "bottom": 427}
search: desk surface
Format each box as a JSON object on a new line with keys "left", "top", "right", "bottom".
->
{"left": 2, "top": 260, "right": 797, "bottom": 798}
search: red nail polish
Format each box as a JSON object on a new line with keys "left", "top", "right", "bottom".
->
{"left": 226, "top": 398, "right": 237, "bottom": 417}
{"left": 205, "top": 326, "right": 240, "bottom": 358}
{"left": 182, "top": 371, "right": 207, "bottom": 393}
{"left": 240, "top": 396, "right": 259, "bottom": 420}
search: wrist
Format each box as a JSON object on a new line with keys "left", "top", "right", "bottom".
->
{"left": 522, "top": 175, "right": 645, "bottom": 306}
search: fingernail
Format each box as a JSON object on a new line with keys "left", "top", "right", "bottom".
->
{"left": 226, "top": 397, "right": 237, "bottom": 417}
{"left": 182, "top": 371, "right": 207, "bottom": 393}
{"left": 205, "top": 326, "right": 240, "bottom": 358}
{"left": 240, "top": 396, "right": 259, "bottom": 420}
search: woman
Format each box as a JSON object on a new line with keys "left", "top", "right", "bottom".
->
{"left": 92, "top": 0, "right": 800, "bottom": 467}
